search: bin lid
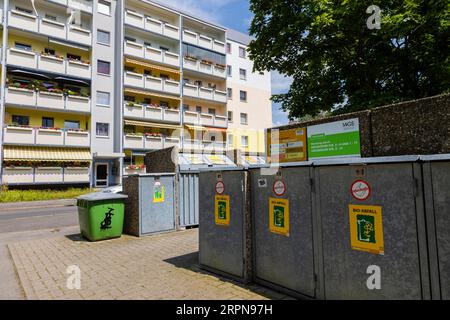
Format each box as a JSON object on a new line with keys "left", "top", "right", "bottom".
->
{"left": 419, "top": 154, "right": 450, "bottom": 161}
{"left": 77, "top": 192, "right": 128, "bottom": 201}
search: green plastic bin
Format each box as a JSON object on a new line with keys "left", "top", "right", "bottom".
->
{"left": 77, "top": 192, "right": 128, "bottom": 241}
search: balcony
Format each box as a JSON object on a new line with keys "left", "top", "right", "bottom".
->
{"left": 124, "top": 134, "right": 180, "bottom": 150}
{"left": 5, "top": 88, "right": 91, "bottom": 113}
{"left": 139, "top": 45, "right": 180, "bottom": 68}
{"left": 47, "top": 0, "right": 93, "bottom": 13}
{"left": 8, "top": 10, "right": 92, "bottom": 46}
{"left": 183, "top": 29, "right": 225, "bottom": 54}
{"left": 124, "top": 103, "right": 181, "bottom": 123}
{"left": 123, "top": 71, "right": 181, "bottom": 96}
{"left": 183, "top": 111, "right": 227, "bottom": 128}
{"left": 183, "top": 140, "right": 227, "bottom": 153}
{"left": 183, "top": 84, "right": 227, "bottom": 104}
{"left": 7, "top": 48, "right": 92, "bottom": 78}
{"left": 124, "top": 9, "right": 180, "bottom": 40}
{"left": 2, "top": 166, "right": 90, "bottom": 184}
{"left": 183, "top": 57, "right": 226, "bottom": 78}
{"left": 3, "top": 126, "right": 90, "bottom": 147}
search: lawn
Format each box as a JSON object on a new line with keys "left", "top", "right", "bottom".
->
{"left": 0, "top": 186, "right": 96, "bottom": 203}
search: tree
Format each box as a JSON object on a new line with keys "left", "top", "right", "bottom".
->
{"left": 248, "top": 0, "right": 450, "bottom": 119}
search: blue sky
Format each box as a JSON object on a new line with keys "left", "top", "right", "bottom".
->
{"left": 163, "top": 0, "right": 292, "bottom": 126}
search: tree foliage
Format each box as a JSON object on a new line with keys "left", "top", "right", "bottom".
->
{"left": 248, "top": 0, "right": 450, "bottom": 119}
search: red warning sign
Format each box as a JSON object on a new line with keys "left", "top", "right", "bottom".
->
{"left": 215, "top": 181, "right": 225, "bottom": 195}
{"left": 351, "top": 180, "right": 371, "bottom": 201}
{"left": 273, "top": 180, "right": 286, "bottom": 196}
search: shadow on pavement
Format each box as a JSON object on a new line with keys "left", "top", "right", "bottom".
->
{"left": 65, "top": 233, "right": 89, "bottom": 242}
{"left": 164, "top": 252, "right": 292, "bottom": 300}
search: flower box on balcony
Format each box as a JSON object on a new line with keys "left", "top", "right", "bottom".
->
{"left": 125, "top": 133, "right": 144, "bottom": 138}
{"left": 68, "top": 59, "right": 90, "bottom": 66}
{"left": 184, "top": 55, "right": 198, "bottom": 62}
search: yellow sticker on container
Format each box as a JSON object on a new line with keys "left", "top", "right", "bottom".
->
{"left": 215, "top": 195, "right": 230, "bottom": 226}
{"left": 349, "top": 205, "right": 384, "bottom": 255}
{"left": 153, "top": 184, "right": 165, "bottom": 203}
{"left": 269, "top": 198, "right": 289, "bottom": 236}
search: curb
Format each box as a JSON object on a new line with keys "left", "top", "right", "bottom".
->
{"left": 0, "top": 199, "right": 76, "bottom": 210}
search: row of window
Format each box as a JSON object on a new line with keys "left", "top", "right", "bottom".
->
{"left": 226, "top": 111, "right": 247, "bottom": 125}
{"left": 227, "top": 88, "right": 247, "bottom": 102}
{"left": 226, "top": 66, "right": 248, "bottom": 80}
{"left": 226, "top": 43, "right": 247, "bottom": 59}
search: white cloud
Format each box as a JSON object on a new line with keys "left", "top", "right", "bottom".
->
{"left": 271, "top": 71, "right": 293, "bottom": 94}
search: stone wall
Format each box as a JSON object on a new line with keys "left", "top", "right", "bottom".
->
{"left": 274, "top": 94, "right": 450, "bottom": 157}
{"left": 144, "top": 147, "right": 178, "bottom": 173}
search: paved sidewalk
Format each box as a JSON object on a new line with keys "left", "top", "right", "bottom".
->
{"left": 8, "top": 229, "right": 288, "bottom": 300}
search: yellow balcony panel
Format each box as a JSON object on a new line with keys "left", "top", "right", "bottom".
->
{"left": 124, "top": 57, "right": 180, "bottom": 75}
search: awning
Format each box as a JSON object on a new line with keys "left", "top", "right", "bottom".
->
{"left": 54, "top": 77, "right": 90, "bottom": 85}
{"left": 3, "top": 146, "right": 92, "bottom": 162}
{"left": 124, "top": 119, "right": 182, "bottom": 130}
{"left": 124, "top": 57, "right": 181, "bottom": 75}
{"left": 184, "top": 125, "right": 228, "bottom": 132}
{"left": 49, "top": 38, "right": 89, "bottom": 51}
{"left": 10, "top": 69, "right": 51, "bottom": 79}
{"left": 124, "top": 88, "right": 181, "bottom": 101}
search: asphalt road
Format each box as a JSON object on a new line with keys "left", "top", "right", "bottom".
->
{"left": 0, "top": 205, "right": 79, "bottom": 233}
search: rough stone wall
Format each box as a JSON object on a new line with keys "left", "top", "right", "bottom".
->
{"left": 122, "top": 175, "right": 140, "bottom": 236}
{"left": 274, "top": 94, "right": 450, "bottom": 157}
{"left": 144, "top": 147, "right": 178, "bottom": 173}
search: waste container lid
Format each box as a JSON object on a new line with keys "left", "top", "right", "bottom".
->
{"left": 77, "top": 192, "right": 128, "bottom": 201}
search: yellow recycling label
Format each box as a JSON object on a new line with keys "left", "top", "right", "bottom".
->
{"left": 269, "top": 198, "right": 289, "bottom": 236}
{"left": 153, "top": 184, "right": 165, "bottom": 203}
{"left": 349, "top": 205, "right": 384, "bottom": 255}
{"left": 215, "top": 195, "right": 230, "bottom": 226}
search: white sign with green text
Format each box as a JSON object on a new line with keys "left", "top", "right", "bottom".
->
{"left": 307, "top": 118, "right": 361, "bottom": 159}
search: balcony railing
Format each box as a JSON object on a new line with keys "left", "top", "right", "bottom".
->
{"left": 124, "top": 71, "right": 181, "bottom": 95}
{"left": 182, "top": 139, "right": 227, "bottom": 153}
{"left": 124, "top": 9, "right": 180, "bottom": 40}
{"left": 182, "top": 84, "right": 227, "bottom": 104}
{"left": 183, "top": 57, "right": 226, "bottom": 78}
{"left": 7, "top": 48, "right": 91, "bottom": 78}
{"left": 124, "top": 41, "right": 180, "bottom": 68}
{"left": 5, "top": 87, "right": 91, "bottom": 113}
{"left": 124, "top": 134, "right": 180, "bottom": 150}
{"left": 183, "top": 29, "right": 225, "bottom": 54}
{"left": 183, "top": 111, "right": 227, "bottom": 128}
{"left": 2, "top": 166, "right": 90, "bottom": 184}
{"left": 124, "top": 103, "right": 181, "bottom": 123}
{"left": 3, "top": 126, "right": 90, "bottom": 147}
{"left": 8, "top": 9, "right": 92, "bottom": 46}
{"left": 46, "top": 0, "right": 93, "bottom": 13}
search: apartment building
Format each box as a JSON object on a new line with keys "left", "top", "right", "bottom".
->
{"left": 0, "top": 0, "right": 272, "bottom": 187}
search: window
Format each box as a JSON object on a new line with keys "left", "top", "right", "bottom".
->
{"left": 227, "top": 65, "right": 232, "bottom": 77}
{"left": 144, "top": 41, "right": 152, "bottom": 48}
{"left": 241, "top": 135, "right": 249, "bottom": 147}
{"left": 44, "top": 48, "right": 55, "bottom": 56}
{"left": 196, "top": 106, "right": 202, "bottom": 113}
{"left": 96, "top": 91, "right": 110, "bottom": 106}
{"left": 240, "top": 90, "right": 247, "bottom": 102}
{"left": 182, "top": 104, "right": 189, "bottom": 111}
{"left": 12, "top": 115, "right": 29, "bottom": 126}
{"left": 15, "top": 6, "right": 32, "bottom": 14}
{"left": 240, "top": 113, "right": 248, "bottom": 125}
{"left": 160, "top": 46, "right": 169, "bottom": 52}
{"left": 239, "top": 47, "right": 246, "bottom": 58}
{"left": 124, "top": 36, "right": 136, "bottom": 42}
{"left": 160, "top": 101, "right": 169, "bottom": 108}
{"left": 227, "top": 111, "right": 233, "bottom": 122}
{"left": 143, "top": 98, "right": 151, "bottom": 105}
{"left": 96, "top": 123, "right": 109, "bottom": 137}
{"left": 15, "top": 42, "right": 32, "bottom": 51}
{"left": 124, "top": 95, "right": 135, "bottom": 102}
{"left": 97, "top": 30, "right": 110, "bottom": 45}
{"left": 239, "top": 68, "right": 247, "bottom": 80}
{"left": 227, "top": 134, "right": 233, "bottom": 145}
{"left": 45, "top": 14, "right": 57, "bottom": 21}
{"left": 97, "top": 60, "right": 110, "bottom": 75}
{"left": 226, "top": 43, "right": 232, "bottom": 54}
{"left": 67, "top": 53, "right": 81, "bottom": 61}
{"left": 227, "top": 88, "right": 233, "bottom": 99}
{"left": 208, "top": 108, "right": 216, "bottom": 115}
{"left": 42, "top": 117, "right": 54, "bottom": 128}
{"left": 97, "top": 0, "right": 111, "bottom": 16}
{"left": 65, "top": 120, "right": 80, "bottom": 130}
{"left": 160, "top": 74, "right": 169, "bottom": 80}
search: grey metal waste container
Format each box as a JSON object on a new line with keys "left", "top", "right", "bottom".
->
{"left": 198, "top": 168, "right": 252, "bottom": 282}
{"left": 179, "top": 172, "right": 199, "bottom": 227}
{"left": 250, "top": 163, "right": 316, "bottom": 298}
{"left": 422, "top": 154, "right": 450, "bottom": 300}
{"left": 123, "top": 173, "right": 176, "bottom": 236}
{"left": 314, "top": 156, "right": 430, "bottom": 300}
